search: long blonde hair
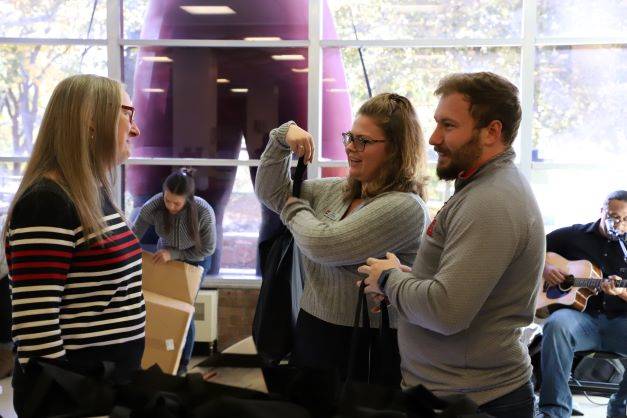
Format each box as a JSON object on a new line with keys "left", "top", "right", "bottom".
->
{"left": 3, "top": 74, "right": 122, "bottom": 242}
{"left": 345, "top": 93, "right": 428, "bottom": 200}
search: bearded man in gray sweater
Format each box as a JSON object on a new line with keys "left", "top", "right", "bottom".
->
{"left": 360, "top": 72, "right": 545, "bottom": 418}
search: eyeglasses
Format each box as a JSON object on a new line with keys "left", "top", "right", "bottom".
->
{"left": 121, "top": 105, "right": 135, "bottom": 125}
{"left": 341, "top": 131, "right": 387, "bottom": 152}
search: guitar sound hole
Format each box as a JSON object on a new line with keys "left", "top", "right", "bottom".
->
{"left": 558, "top": 283, "right": 572, "bottom": 292}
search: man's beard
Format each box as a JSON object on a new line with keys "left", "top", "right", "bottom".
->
{"left": 435, "top": 130, "right": 482, "bottom": 180}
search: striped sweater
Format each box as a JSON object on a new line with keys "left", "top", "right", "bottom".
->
{"left": 132, "top": 193, "right": 216, "bottom": 263}
{"left": 6, "top": 179, "right": 145, "bottom": 365}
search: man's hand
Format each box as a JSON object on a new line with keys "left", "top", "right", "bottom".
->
{"left": 153, "top": 249, "right": 172, "bottom": 264}
{"left": 543, "top": 264, "right": 568, "bottom": 286}
{"left": 601, "top": 275, "right": 626, "bottom": 299}
{"left": 285, "top": 124, "right": 314, "bottom": 163}
{"left": 357, "top": 252, "right": 402, "bottom": 295}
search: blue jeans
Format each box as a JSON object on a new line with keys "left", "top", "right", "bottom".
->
{"left": 477, "top": 380, "right": 535, "bottom": 418}
{"left": 180, "top": 319, "right": 195, "bottom": 370}
{"left": 539, "top": 309, "right": 627, "bottom": 418}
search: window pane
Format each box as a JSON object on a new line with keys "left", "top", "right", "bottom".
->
{"left": 321, "top": 47, "right": 521, "bottom": 161}
{"left": 123, "top": 46, "right": 308, "bottom": 159}
{"left": 0, "top": 1, "right": 107, "bottom": 38}
{"left": 533, "top": 46, "right": 627, "bottom": 164}
{"left": 123, "top": 0, "right": 308, "bottom": 40}
{"left": 0, "top": 162, "right": 25, "bottom": 224}
{"left": 125, "top": 163, "right": 262, "bottom": 279}
{"left": 0, "top": 45, "right": 108, "bottom": 157}
{"left": 537, "top": 0, "right": 627, "bottom": 37}
{"left": 326, "top": 0, "right": 522, "bottom": 40}
{"left": 531, "top": 168, "right": 627, "bottom": 233}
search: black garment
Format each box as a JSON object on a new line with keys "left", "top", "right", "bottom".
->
{"left": 546, "top": 220, "right": 627, "bottom": 315}
{"left": 291, "top": 309, "right": 401, "bottom": 387}
{"left": 12, "top": 338, "right": 144, "bottom": 417}
{"left": 0, "top": 275, "right": 11, "bottom": 343}
{"left": 476, "top": 380, "right": 534, "bottom": 418}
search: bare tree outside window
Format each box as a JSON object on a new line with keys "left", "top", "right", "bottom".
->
{"left": 0, "top": 0, "right": 107, "bottom": 219}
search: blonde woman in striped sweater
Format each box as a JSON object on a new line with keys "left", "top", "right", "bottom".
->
{"left": 3, "top": 74, "right": 144, "bottom": 417}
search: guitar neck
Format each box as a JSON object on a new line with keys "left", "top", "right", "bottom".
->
{"left": 571, "top": 277, "right": 627, "bottom": 289}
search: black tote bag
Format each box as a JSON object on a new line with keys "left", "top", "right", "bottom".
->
{"left": 252, "top": 157, "right": 307, "bottom": 363}
{"left": 339, "top": 283, "right": 492, "bottom": 418}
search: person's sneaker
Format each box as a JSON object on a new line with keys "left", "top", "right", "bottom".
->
{"left": 607, "top": 394, "right": 627, "bottom": 418}
{"left": 0, "top": 347, "right": 13, "bottom": 378}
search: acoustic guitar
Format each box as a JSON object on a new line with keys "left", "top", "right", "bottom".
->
{"left": 535, "top": 252, "right": 626, "bottom": 318}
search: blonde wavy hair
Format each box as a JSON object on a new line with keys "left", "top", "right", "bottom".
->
{"left": 345, "top": 93, "right": 428, "bottom": 200}
{"left": 3, "top": 74, "right": 123, "bottom": 242}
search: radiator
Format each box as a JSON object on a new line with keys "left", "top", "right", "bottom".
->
{"left": 194, "top": 290, "right": 218, "bottom": 345}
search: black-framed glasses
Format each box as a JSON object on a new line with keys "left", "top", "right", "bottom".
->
{"left": 341, "top": 131, "right": 387, "bottom": 152}
{"left": 121, "top": 105, "right": 135, "bottom": 125}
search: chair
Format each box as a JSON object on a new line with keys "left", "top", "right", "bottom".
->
{"left": 569, "top": 351, "right": 626, "bottom": 395}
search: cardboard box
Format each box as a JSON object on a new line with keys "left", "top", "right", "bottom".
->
{"left": 142, "top": 292, "right": 195, "bottom": 374}
{"left": 141, "top": 252, "right": 203, "bottom": 374}
{"left": 141, "top": 252, "right": 203, "bottom": 304}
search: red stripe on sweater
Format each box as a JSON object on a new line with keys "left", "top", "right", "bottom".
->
{"left": 7, "top": 250, "right": 73, "bottom": 260}
{"left": 10, "top": 273, "right": 67, "bottom": 281}
{"left": 88, "top": 230, "right": 134, "bottom": 248}
{"left": 72, "top": 247, "right": 142, "bottom": 267}
{"left": 9, "top": 261, "right": 71, "bottom": 270}
{"left": 78, "top": 236, "right": 139, "bottom": 257}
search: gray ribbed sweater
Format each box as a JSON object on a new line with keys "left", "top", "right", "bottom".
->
{"left": 385, "top": 149, "right": 545, "bottom": 405}
{"left": 132, "top": 193, "right": 216, "bottom": 262}
{"left": 255, "top": 121, "right": 429, "bottom": 327}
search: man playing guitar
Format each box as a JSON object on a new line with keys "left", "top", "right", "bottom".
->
{"left": 539, "top": 190, "right": 627, "bottom": 418}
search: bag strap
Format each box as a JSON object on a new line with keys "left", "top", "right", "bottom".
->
{"left": 342, "top": 282, "right": 369, "bottom": 395}
{"left": 292, "top": 157, "right": 306, "bottom": 198}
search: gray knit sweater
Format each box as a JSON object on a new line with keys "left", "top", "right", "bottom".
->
{"left": 255, "top": 121, "right": 429, "bottom": 327}
{"left": 132, "top": 193, "right": 216, "bottom": 262}
{"left": 384, "top": 149, "right": 545, "bottom": 405}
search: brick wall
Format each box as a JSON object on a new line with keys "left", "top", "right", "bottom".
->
{"left": 217, "top": 288, "right": 260, "bottom": 351}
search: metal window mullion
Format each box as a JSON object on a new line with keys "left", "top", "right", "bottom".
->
{"left": 531, "top": 162, "right": 627, "bottom": 171}
{"left": 518, "top": 0, "right": 537, "bottom": 180}
{"left": 321, "top": 38, "right": 524, "bottom": 48}
{"left": 123, "top": 158, "right": 305, "bottom": 167}
{"left": 0, "top": 37, "right": 107, "bottom": 45}
{"left": 535, "top": 36, "right": 627, "bottom": 46}
{"left": 0, "top": 156, "right": 29, "bottom": 163}
{"left": 121, "top": 39, "right": 309, "bottom": 48}
{"left": 307, "top": 0, "right": 323, "bottom": 180}
{"left": 107, "top": 0, "right": 123, "bottom": 206}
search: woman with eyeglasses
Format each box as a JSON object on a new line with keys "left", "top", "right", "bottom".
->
{"left": 3, "top": 74, "right": 144, "bottom": 417}
{"left": 132, "top": 167, "right": 216, "bottom": 376}
{"left": 255, "top": 93, "right": 430, "bottom": 386}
